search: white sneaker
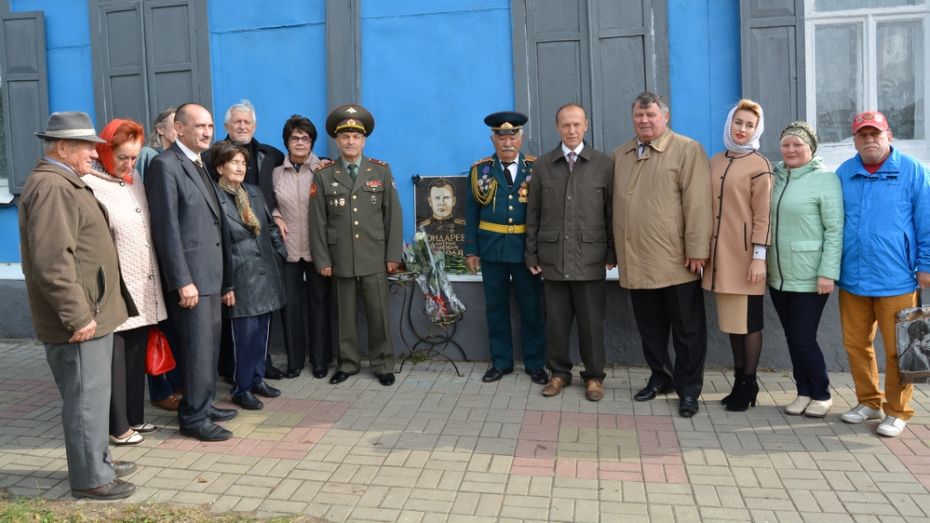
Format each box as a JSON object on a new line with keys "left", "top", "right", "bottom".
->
{"left": 784, "top": 395, "right": 811, "bottom": 416}
{"left": 840, "top": 404, "right": 883, "bottom": 424}
{"left": 876, "top": 416, "right": 907, "bottom": 437}
{"left": 804, "top": 398, "right": 833, "bottom": 418}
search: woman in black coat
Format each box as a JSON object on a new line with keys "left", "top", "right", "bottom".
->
{"left": 211, "top": 141, "right": 287, "bottom": 410}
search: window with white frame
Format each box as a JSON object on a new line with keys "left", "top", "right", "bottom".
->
{"left": 805, "top": 0, "right": 929, "bottom": 167}
{"left": 0, "top": 72, "right": 6, "bottom": 193}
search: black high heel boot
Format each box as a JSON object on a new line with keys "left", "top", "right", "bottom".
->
{"left": 720, "top": 367, "right": 743, "bottom": 406}
{"left": 725, "top": 374, "right": 759, "bottom": 412}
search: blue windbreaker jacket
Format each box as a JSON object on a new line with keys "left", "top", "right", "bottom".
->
{"left": 837, "top": 147, "right": 930, "bottom": 297}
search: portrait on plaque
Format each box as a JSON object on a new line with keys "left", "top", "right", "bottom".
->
{"left": 414, "top": 176, "right": 468, "bottom": 259}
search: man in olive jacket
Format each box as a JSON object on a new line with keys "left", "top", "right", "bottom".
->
{"left": 19, "top": 112, "right": 137, "bottom": 500}
{"left": 613, "top": 92, "right": 712, "bottom": 417}
{"left": 526, "top": 104, "right": 615, "bottom": 401}
{"left": 310, "top": 104, "right": 403, "bottom": 386}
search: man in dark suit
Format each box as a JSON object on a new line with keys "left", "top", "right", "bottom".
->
{"left": 204, "top": 99, "right": 287, "bottom": 381}
{"left": 525, "top": 103, "right": 615, "bottom": 401}
{"left": 146, "top": 103, "right": 238, "bottom": 442}
{"left": 309, "top": 104, "right": 403, "bottom": 386}
{"left": 464, "top": 112, "right": 547, "bottom": 386}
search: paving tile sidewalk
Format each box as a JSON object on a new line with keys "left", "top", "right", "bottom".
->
{"left": 0, "top": 338, "right": 928, "bottom": 522}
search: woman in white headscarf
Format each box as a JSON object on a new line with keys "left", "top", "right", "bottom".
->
{"left": 702, "top": 99, "right": 773, "bottom": 411}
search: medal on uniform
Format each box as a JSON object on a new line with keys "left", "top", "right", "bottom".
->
{"left": 371, "top": 195, "right": 377, "bottom": 205}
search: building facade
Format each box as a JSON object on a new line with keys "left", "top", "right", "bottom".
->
{"left": 1, "top": 0, "right": 927, "bottom": 370}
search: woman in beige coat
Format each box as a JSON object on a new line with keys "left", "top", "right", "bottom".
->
{"left": 702, "top": 99, "right": 772, "bottom": 411}
{"left": 83, "top": 119, "right": 167, "bottom": 444}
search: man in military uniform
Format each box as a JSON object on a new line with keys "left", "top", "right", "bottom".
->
{"left": 465, "top": 111, "right": 547, "bottom": 385}
{"left": 309, "top": 104, "right": 403, "bottom": 386}
{"left": 418, "top": 178, "right": 466, "bottom": 257}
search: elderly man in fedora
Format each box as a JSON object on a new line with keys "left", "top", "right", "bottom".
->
{"left": 19, "top": 112, "right": 139, "bottom": 500}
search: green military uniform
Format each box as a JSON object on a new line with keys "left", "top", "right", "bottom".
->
{"left": 309, "top": 106, "right": 403, "bottom": 377}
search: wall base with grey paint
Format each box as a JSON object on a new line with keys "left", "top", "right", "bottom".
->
{"left": 0, "top": 279, "right": 887, "bottom": 374}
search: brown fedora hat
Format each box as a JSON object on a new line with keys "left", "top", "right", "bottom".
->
{"left": 34, "top": 111, "right": 106, "bottom": 143}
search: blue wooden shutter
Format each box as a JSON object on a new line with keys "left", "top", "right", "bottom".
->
{"left": 0, "top": 10, "right": 49, "bottom": 194}
{"left": 740, "top": 0, "right": 805, "bottom": 158}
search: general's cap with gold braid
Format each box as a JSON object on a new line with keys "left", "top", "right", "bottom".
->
{"left": 325, "top": 104, "right": 375, "bottom": 138}
{"left": 484, "top": 111, "right": 528, "bottom": 136}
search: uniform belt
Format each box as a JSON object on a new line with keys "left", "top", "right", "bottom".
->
{"left": 479, "top": 221, "right": 526, "bottom": 234}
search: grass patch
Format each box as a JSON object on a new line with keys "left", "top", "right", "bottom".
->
{"left": 0, "top": 490, "right": 325, "bottom": 522}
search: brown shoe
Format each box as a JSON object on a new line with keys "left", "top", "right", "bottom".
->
{"left": 151, "top": 392, "right": 181, "bottom": 411}
{"left": 542, "top": 376, "right": 567, "bottom": 397}
{"left": 585, "top": 380, "right": 604, "bottom": 402}
{"left": 72, "top": 478, "right": 136, "bottom": 500}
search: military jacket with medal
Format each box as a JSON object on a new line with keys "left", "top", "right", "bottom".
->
{"left": 464, "top": 152, "right": 535, "bottom": 263}
{"left": 309, "top": 155, "right": 403, "bottom": 278}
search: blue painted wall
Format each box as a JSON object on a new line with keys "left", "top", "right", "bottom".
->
{"left": 208, "top": 0, "right": 327, "bottom": 156}
{"left": 0, "top": 0, "right": 94, "bottom": 262}
{"left": 0, "top": 0, "right": 746, "bottom": 263}
{"left": 360, "top": 0, "right": 514, "bottom": 241}
{"left": 667, "top": 0, "right": 742, "bottom": 155}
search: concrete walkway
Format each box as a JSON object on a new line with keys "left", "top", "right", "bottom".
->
{"left": 0, "top": 338, "right": 928, "bottom": 522}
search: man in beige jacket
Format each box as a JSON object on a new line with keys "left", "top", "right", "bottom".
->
{"left": 612, "top": 92, "right": 712, "bottom": 417}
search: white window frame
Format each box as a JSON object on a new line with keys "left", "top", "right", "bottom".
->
{"left": 805, "top": 1, "right": 930, "bottom": 169}
{"left": 0, "top": 69, "right": 9, "bottom": 205}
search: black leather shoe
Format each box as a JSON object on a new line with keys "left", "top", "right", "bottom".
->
{"left": 376, "top": 373, "right": 395, "bottom": 386}
{"left": 208, "top": 406, "right": 238, "bottom": 422}
{"left": 264, "top": 364, "right": 284, "bottom": 380}
{"left": 482, "top": 367, "right": 514, "bottom": 383}
{"left": 72, "top": 478, "right": 135, "bottom": 500}
{"left": 111, "top": 460, "right": 137, "bottom": 478}
{"left": 180, "top": 420, "right": 233, "bottom": 442}
{"left": 330, "top": 370, "right": 356, "bottom": 384}
{"left": 679, "top": 396, "right": 700, "bottom": 417}
{"left": 252, "top": 381, "right": 281, "bottom": 398}
{"left": 312, "top": 367, "right": 328, "bottom": 379}
{"left": 634, "top": 384, "right": 674, "bottom": 402}
{"left": 284, "top": 368, "right": 301, "bottom": 379}
{"left": 232, "top": 391, "right": 264, "bottom": 410}
{"left": 525, "top": 368, "right": 549, "bottom": 385}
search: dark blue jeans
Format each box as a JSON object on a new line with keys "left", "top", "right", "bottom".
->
{"left": 769, "top": 287, "right": 831, "bottom": 400}
{"left": 230, "top": 313, "right": 272, "bottom": 396}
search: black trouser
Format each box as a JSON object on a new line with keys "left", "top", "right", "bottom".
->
{"left": 281, "top": 260, "right": 335, "bottom": 371}
{"left": 545, "top": 279, "right": 607, "bottom": 383}
{"left": 769, "top": 287, "right": 831, "bottom": 400}
{"left": 629, "top": 279, "right": 707, "bottom": 397}
{"left": 168, "top": 293, "right": 222, "bottom": 429}
{"left": 109, "top": 325, "right": 148, "bottom": 436}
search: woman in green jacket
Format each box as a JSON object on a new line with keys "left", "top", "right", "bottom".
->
{"left": 767, "top": 121, "right": 843, "bottom": 418}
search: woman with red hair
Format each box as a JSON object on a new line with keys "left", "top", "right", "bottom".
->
{"left": 83, "top": 119, "right": 167, "bottom": 445}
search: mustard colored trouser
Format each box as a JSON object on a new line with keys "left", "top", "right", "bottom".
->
{"left": 838, "top": 290, "right": 916, "bottom": 420}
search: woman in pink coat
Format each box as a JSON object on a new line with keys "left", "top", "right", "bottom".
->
{"left": 702, "top": 100, "right": 773, "bottom": 411}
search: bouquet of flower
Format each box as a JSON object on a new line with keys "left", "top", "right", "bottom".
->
{"left": 402, "top": 229, "right": 466, "bottom": 324}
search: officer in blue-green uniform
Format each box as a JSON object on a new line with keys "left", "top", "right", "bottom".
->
{"left": 465, "top": 111, "right": 548, "bottom": 385}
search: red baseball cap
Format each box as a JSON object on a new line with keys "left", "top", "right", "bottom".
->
{"left": 851, "top": 111, "right": 890, "bottom": 133}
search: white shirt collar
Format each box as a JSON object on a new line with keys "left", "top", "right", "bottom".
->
{"left": 175, "top": 140, "right": 203, "bottom": 164}
{"left": 561, "top": 142, "right": 584, "bottom": 157}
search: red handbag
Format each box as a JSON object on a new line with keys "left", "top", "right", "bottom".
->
{"left": 145, "top": 326, "right": 176, "bottom": 376}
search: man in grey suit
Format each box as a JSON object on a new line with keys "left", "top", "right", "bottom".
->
{"left": 20, "top": 112, "right": 138, "bottom": 499}
{"left": 525, "top": 103, "right": 615, "bottom": 401}
{"left": 146, "top": 103, "right": 238, "bottom": 442}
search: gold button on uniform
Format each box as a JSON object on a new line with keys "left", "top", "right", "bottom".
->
{"left": 354, "top": 221, "right": 359, "bottom": 225}
{"left": 508, "top": 194, "right": 513, "bottom": 200}
{"left": 508, "top": 218, "right": 513, "bottom": 223}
